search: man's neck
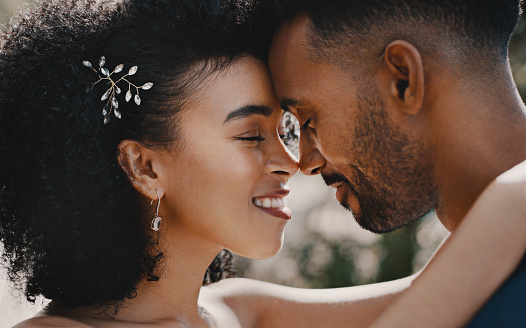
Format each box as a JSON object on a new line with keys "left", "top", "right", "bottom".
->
{"left": 429, "top": 68, "right": 526, "bottom": 231}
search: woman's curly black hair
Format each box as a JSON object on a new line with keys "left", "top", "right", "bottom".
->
{"left": 0, "top": 0, "right": 266, "bottom": 309}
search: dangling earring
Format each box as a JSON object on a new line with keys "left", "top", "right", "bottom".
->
{"left": 151, "top": 191, "right": 162, "bottom": 231}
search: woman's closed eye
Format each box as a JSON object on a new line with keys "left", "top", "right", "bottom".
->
{"left": 235, "top": 130, "right": 265, "bottom": 143}
{"left": 237, "top": 135, "right": 265, "bottom": 142}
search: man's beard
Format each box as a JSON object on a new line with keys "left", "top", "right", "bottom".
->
{"left": 323, "top": 167, "right": 434, "bottom": 233}
{"left": 324, "top": 88, "right": 437, "bottom": 233}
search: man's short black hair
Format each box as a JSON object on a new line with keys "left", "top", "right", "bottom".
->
{"left": 273, "top": 0, "right": 522, "bottom": 68}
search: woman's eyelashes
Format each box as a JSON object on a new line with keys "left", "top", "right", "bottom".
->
{"left": 233, "top": 127, "right": 265, "bottom": 143}
{"left": 235, "top": 133, "right": 289, "bottom": 143}
{"left": 236, "top": 135, "right": 265, "bottom": 142}
{"left": 234, "top": 129, "right": 290, "bottom": 144}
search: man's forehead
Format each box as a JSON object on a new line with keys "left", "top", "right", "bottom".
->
{"left": 270, "top": 14, "right": 312, "bottom": 58}
{"left": 268, "top": 14, "right": 358, "bottom": 111}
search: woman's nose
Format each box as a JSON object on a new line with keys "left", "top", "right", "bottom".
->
{"left": 265, "top": 139, "right": 299, "bottom": 178}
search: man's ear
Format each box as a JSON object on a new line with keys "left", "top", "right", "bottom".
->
{"left": 117, "top": 139, "right": 163, "bottom": 200}
{"left": 383, "top": 40, "right": 424, "bottom": 115}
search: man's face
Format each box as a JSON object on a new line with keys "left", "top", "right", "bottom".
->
{"left": 268, "top": 16, "right": 437, "bottom": 233}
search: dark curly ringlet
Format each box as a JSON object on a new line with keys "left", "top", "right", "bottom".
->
{"left": 0, "top": 0, "right": 266, "bottom": 309}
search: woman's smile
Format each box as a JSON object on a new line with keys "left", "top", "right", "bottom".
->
{"left": 253, "top": 188, "right": 292, "bottom": 220}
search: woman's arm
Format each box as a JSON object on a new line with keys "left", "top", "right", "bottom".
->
{"left": 205, "top": 275, "right": 413, "bottom": 328}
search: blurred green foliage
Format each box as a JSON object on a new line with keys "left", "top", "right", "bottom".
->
{"left": 511, "top": 17, "right": 526, "bottom": 100}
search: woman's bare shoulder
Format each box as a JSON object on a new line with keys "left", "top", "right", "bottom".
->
{"left": 13, "top": 315, "right": 93, "bottom": 328}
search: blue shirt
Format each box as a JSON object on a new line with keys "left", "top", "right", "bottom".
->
{"left": 466, "top": 255, "right": 526, "bottom": 327}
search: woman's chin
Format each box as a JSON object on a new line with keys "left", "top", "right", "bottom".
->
{"left": 233, "top": 234, "right": 285, "bottom": 260}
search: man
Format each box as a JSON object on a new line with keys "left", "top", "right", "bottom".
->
{"left": 267, "top": 0, "right": 526, "bottom": 326}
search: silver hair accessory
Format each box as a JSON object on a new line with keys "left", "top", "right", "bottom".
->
{"left": 82, "top": 56, "right": 153, "bottom": 124}
{"left": 150, "top": 191, "right": 162, "bottom": 232}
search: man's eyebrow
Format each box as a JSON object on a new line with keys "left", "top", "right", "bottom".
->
{"left": 223, "top": 105, "right": 273, "bottom": 124}
{"left": 280, "top": 98, "right": 307, "bottom": 111}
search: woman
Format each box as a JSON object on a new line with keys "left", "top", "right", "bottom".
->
{"left": 1, "top": 0, "right": 525, "bottom": 327}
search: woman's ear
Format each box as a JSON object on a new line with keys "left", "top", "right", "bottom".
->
{"left": 383, "top": 40, "right": 425, "bottom": 115}
{"left": 117, "top": 140, "right": 161, "bottom": 200}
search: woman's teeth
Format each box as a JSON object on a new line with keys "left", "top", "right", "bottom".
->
{"left": 254, "top": 197, "right": 284, "bottom": 208}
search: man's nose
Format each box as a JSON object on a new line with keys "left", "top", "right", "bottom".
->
{"left": 298, "top": 132, "right": 325, "bottom": 176}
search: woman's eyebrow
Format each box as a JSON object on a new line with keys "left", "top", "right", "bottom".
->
{"left": 223, "top": 105, "right": 273, "bottom": 124}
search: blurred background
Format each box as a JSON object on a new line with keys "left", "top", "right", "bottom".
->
{"left": 1, "top": 0, "right": 526, "bottom": 326}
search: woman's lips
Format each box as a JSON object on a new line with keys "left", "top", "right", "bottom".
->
{"left": 254, "top": 204, "right": 292, "bottom": 220}
{"left": 252, "top": 189, "right": 292, "bottom": 220}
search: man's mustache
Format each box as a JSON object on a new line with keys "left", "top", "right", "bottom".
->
{"left": 321, "top": 172, "right": 352, "bottom": 188}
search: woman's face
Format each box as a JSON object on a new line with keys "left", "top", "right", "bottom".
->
{"left": 156, "top": 57, "right": 299, "bottom": 259}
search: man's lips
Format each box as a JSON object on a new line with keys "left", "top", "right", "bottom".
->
{"left": 252, "top": 188, "right": 292, "bottom": 220}
{"left": 328, "top": 181, "right": 345, "bottom": 188}
{"left": 322, "top": 172, "right": 357, "bottom": 204}
{"left": 333, "top": 183, "right": 347, "bottom": 203}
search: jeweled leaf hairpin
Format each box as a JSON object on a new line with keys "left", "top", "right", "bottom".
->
{"left": 83, "top": 56, "right": 153, "bottom": 124}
